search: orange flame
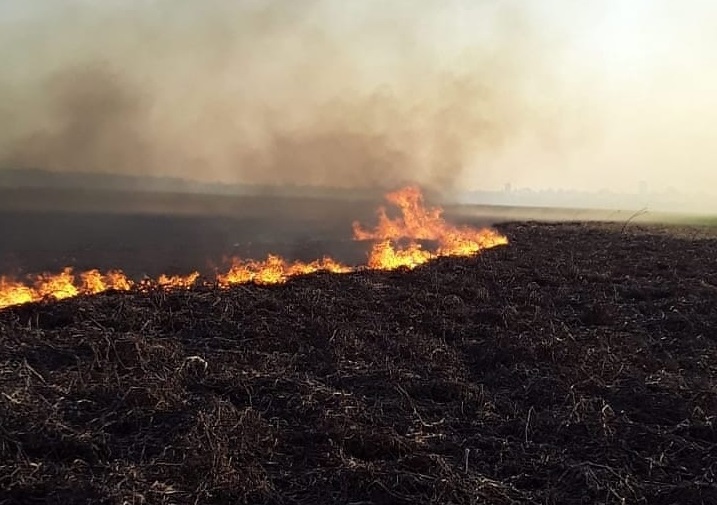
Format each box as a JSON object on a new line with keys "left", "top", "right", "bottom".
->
{"left": 0, "top": 268, "right": 199, "bottom": 309}
{"left": 217, "top": 255, "right": 352, "bottom": 286}
{"left": 353, "top": 186, "right": 509, "bottom": 269}
{"left": 34, "top": 267, "right": 79, "bottom": 300}
{"left": 0, "top": 278, "right": 36, "bottom": 308}
{"left": 0, "top": 186, "right": 507, "bottom": 310}
{"left": 80, "top": 269, "right": 133, "bottom": 293}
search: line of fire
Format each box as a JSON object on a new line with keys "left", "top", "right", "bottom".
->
{"left": 0, "top": 186, "right": 508, "bottom": 310}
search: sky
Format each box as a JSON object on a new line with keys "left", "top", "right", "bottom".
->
{"left": 0, "top": 1, "right": 716, "bottom": 196}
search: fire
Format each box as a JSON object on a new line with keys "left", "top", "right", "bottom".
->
{"left": 365, "top": 240, "right": 435, "bottom": 270}
{"left": 0, "top": 278, "right": 36, "bottom": 308}
{"left": 0, "top": 186, "right": 507, "bottom": 310}
{"left": 0, "top": 268, "right": 199, "bottom": 309}
{"left": 80, "top": 269, "right": 133, "bottom": 293}
{"left": 217, "top": 255, "right": 352, "bottom": 286}
{"left": 353, "top": 186, "right": 509, "bottom": 269}
{"left": 34, "top": 267, "right": 79, "bottom": 300}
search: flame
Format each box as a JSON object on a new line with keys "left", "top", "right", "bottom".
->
{"left": 0, "top": 186, "right": 507, "bottom": 310}
{"left": 80, "top": 269, "right": 133, "bottom": 293}
{"left": 0, "top": 267, "right": 134, "bottom": 309}
{"left": 217, "top": 255, "right": 352, "bottom": 286}
{"left": 365, "top": 240, "right": 435, "bottom": 270}
{"left": 34, "top": 267, "right": 79, "bottom": 300}
{"left": 0, "top": 268, "right": 198, "bottom": 309}
{"left": 0, "top": 278, "right": 36, "bottom": 308}
{"left": 353, "top": 186, "right": 509, "bottom": 269}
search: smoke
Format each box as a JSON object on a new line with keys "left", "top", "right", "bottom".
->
{"left": 0, "top": 1, "right": 577, "bottom": 194}
{"left": 1, "top": 1, "right": 715, "bottom": 199}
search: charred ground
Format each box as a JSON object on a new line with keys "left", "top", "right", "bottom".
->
{"left": 1, "top": 221, "right": 717, "bottom": 504}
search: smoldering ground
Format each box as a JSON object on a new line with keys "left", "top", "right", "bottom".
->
{"left": 0, "top": 1, "right": 586, "bottom": 195}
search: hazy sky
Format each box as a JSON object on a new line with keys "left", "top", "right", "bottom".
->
{"left": 1, "top": 1, "right": 716, "bottom": 195}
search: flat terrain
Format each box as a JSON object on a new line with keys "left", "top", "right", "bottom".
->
{"left": 1, "top": 220, "right": 716, "bottom": 504}
{"left": 0, "top": 188, "right": 383, "bottom": 277}
{"left": 0, "top": 187, "right": 704, "bottom": 278}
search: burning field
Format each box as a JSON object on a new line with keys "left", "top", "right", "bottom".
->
{"left": 0, "top": 187, "right": 507, "bottom": 310}
{"left": 1, "top": 190, "right": 717, "bottom": 504}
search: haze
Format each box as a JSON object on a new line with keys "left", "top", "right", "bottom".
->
{"left": 1, "top": 1, "right": 716, "bottom": 201}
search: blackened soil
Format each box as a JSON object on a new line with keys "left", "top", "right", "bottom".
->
{"left": 1, "top": 222, "right": 716, "bottom": 504}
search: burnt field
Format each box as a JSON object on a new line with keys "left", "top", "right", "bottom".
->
{"left": 0, "top": 187, "right": 630, "bottom": 278}
{"left": 1, "top": 220, "right": 717, "bottom": 504}
{"left": 0, "top": 189, "right": 383, "bottom": 277}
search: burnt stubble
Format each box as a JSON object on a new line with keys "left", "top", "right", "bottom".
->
{"left": 0, "top": 188, "right": 383, "bottom": 277}
{"left": 1, "top": 220, "right": 717, "bottom": 504}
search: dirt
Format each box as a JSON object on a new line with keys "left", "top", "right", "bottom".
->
{"left": 1, "top": 221, "right": 716, "bottom": 504}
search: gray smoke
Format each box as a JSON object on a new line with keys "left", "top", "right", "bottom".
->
{"left": 2, "top": 1, "right": 714, "bottom": 200}
{"left": 0, "top": 1, "right": 577, "bottom": 194}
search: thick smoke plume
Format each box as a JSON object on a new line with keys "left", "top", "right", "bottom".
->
{"left": 0, "top": 1, "right": 574, "bottom": 193}
{"left": 1, "top": 1, "right": 716, "bottom": 199}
